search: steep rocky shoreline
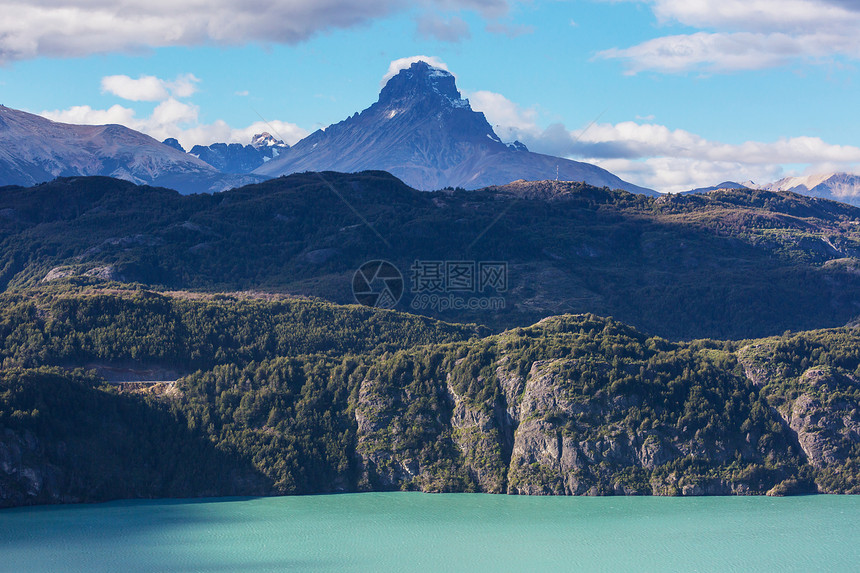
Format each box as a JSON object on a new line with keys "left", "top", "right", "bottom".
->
{"left": 2, "top": 293, "right": 858, "bottom": 508}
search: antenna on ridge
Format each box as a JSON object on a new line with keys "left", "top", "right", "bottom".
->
{"left": 556, "top": 165, "right": 559, "bottom": 181}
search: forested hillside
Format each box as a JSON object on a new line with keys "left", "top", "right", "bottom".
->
{"left": 1, "top": 173, "right": 860, "bottom": 339}
{"left": 2, "top": 287, "right": 858, "bottom": 507}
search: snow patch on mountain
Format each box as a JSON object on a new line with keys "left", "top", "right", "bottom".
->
{"left": 251, "top": 132, "right": 286, "bottom": 149}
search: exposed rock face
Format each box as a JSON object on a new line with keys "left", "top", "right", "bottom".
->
{"left": 501, "top": 359, "right": 757, "bottom": 496}
{"left": 788, "top": 394, "right": 844, "bottom": 467}
{"left": 737, "top": 351, "right": 860, "bottom": 493}
{"left": 0, "top": 428, "right": 70, "bottom": 507}
{"left": 445, "top": 376, "right": 507, "bottom": 493}
{"left": 189, "top": 134, "right": 289, "bottom": 174}
{"left": 781, "top": 369, "right": 860, "bottom": 471}
{"left": 354, "top": 358, "right": 468, "bottom": 492}
{"left": 162, "top": 138, "right": 186, "bottom": 153}
{"left": 353, "top": 322, "right": 803, "bottom": 496}
{"left": 737, "top": 344, "right": 781, "bottom": 387}
{"left": 42, "top": 267, "right": 76, "bottom": 282}
{"left": 354, "top": 370, "right": 411, "bottom": 489}
{"left": 254, "top": 62, "right": 654, "bottom": 194}
{"left": 4, "top": 309, "right": 859, "bottom": 505}
{"left": 43, "top": 265, "right": 124, "bottom": 283}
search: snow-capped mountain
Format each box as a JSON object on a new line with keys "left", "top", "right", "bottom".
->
{"left": 186, "top": 133, "right": 289, "bottom": 174}
{"left": 759, "top": 173, "right": 860, "bottom": 206}
{"left": 0, "top": 105, "right": 262, "bottom": 194}
{"left": 251, "top": 132, "right": 286, "bottom": 149}
{"left": 254, "top": 61, "right": 654, "bottom": 194}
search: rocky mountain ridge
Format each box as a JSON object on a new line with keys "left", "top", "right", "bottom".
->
{"left": 760, "top": 172, "right": 860, "bottom": 207}
{"left": 0, "top": 64, "right": 656, "bottom": 196}
{"left": 182, "top": 132, "right": 290, "bottom": 174}
{"left": 686, "top": 173, "right": 860, "bottom": 207}
{"left": 0, "top": 105, "right": 262, "bottom": 194}
{"left": 253, "top": 61, "right": 655, "bottom": 194}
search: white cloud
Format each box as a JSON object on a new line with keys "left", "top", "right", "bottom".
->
{"left": 101, "top": 75, "right": 169, "bottom": 101}
{"left": 649, "top": 0, "right": 860, "bottom": 32}
{"left": 466, "top": 89, "right": 860, "bottom": 191}
{"left": 41, "top": 74, "right": 309, "bottom": 150}
{"left": 0, "top": 0, "right": 512, "bottom": 62}
{"left": 42, "top": 104, "right": 138, "bottom": 127}
{"left": 168, "top": 74, "right": 200, "bottom": 98}
{"left": 42, "top": 101, "right": 310, "bottom": 150}
{"left": 554, "top": 121, "right": 860, "bottom": 192}
{"left": 600, "top": 0, "right": 860, "bottom": 73}
{"left": 149, "top": 98, "right": 199, "bottom": 127}
{"left": 381, "top": 55, "right": 453, "bottom": 85}
{"left": 466, "top": 89, "right": 540, "bottom": 141}
{"left": 587, "top": 157, "right": 788, "bottom": 192}
{"left": 100, "top": 73, "right": 199, "bottom": 101}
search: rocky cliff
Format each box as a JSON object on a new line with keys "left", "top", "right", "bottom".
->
{"left": 1, "top": 291, "right": 857, "bottom": 508}
{"left": 353, "top": 316, "right": 817, "bottom": 497}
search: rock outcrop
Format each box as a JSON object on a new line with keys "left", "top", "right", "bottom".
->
{"left": 352, "top": 317, "right": 814, "bottom": 496}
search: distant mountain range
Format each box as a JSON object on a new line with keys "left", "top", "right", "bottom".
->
{"left": 0, "top": 63, "right": 654, "bottom": 195}
{"left": 5, "top": 61, "right": 860, "bottom": 204}
{"left": 168, "top": 133, "right": 290, "bottom": 174}
{"left": 759, "top": 173, "right": 860, "bottom": 206}
{"left": 683, "top": 173, "right": 860, "bottom": 206}
{"left": 0, "top": 105, "right": 263, "bottom": 194}
{"left": 253, "top": 61, "right": 655, "bottom": 194}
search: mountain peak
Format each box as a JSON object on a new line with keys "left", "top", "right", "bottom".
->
{"left": 252, "top": 62, "right": 654, "bottom": 194}
{"left": 378, "top": 60, "right": 469, "bottom": 110}
{"left": 251, "top": 132, "right": 287, "bottom": 149}
{"left": 162, "top": 137, "right": 186, "bottom": 153}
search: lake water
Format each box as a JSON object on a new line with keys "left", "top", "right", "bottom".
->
{"left": 2, "top": 493, "right": 858, "bottom": 572}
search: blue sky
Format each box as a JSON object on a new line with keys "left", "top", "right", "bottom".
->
{"left": 1, "top": 0, "right": 859, "bottom": 192}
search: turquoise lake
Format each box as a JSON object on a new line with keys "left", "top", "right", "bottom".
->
{"left": 2, "top": 493, "right": 859, "bottom": 572}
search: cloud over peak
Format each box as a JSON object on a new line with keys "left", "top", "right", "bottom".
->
{"left": 381, "top": 55, "right": 453, "bottom": 85}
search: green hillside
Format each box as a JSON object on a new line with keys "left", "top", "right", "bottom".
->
{"left": 2, "top": 288, "right": 858, "bottom": 507}
{"left": 2, "top": 173, "right": 859, "bottom": 339}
